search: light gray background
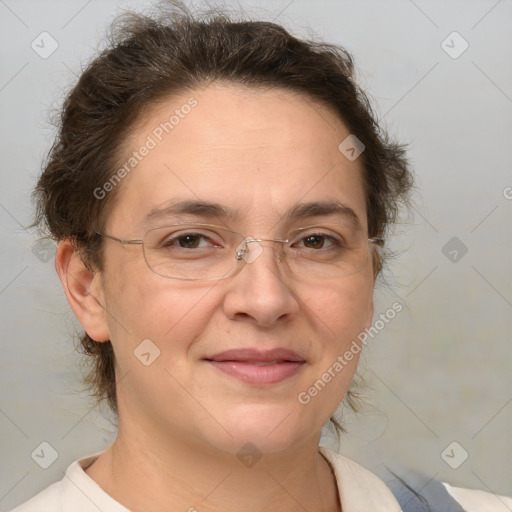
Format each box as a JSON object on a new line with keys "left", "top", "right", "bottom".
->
{"left": 1, "top": 0, "right": 511, "bottom": 509}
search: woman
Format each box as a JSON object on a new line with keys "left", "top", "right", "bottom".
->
{"left": 12, "top": 2, "right": 511, "bottom": 511}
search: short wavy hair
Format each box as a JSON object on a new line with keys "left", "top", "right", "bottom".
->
{"left": 32, "top": 0, "right": 414, "bottom": 435}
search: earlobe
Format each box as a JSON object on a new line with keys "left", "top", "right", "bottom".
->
{"left": 55, "top": 239, "right": 110, "bottom": 342}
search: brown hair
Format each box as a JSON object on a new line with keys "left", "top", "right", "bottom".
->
{"left": 32, "top": 1, "right": 414, "bottom": 435}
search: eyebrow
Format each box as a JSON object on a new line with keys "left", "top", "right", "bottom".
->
{"left": 142, "top": 199, "right": 361, "bottom": 227}
{"left": 142, "top": 200, "right": 239, "bottom": 226}
{"left": 282, "top": 201, "right": 361, "bottom": 227}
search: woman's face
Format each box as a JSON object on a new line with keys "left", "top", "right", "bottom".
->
{"left": 94, "top": 83, "right": 375, "bottom": 455}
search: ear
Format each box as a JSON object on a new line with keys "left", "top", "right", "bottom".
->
{"left": 55, "top": 239, "right": 110, "bottom": 342}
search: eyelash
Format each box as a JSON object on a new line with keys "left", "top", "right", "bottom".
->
{"left": 293, "top": 233, "right": 342, "bottom": 250}
{"left": 160, "top": 231, "right": 345, "bottom": 250}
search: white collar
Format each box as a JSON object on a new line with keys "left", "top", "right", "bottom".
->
{"left": 319, "top": 446, "right": 402, "bottom": 511}
{"left": 21, "top": 448, "right": 402, "bottom": 511}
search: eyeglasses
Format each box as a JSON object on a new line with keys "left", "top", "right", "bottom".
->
{"left": 95, "top": 223, "right": 384, "bottom": 281}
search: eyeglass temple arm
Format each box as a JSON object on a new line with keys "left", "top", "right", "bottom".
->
{"left": 368, "top": 237, "right": 385, "bottom": 247}
{"left": 95, "top": 231, "right": 143, "bottom": 245}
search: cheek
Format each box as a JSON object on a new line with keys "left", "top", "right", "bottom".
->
{"left": 303, "top": 278, "right": 373, "bottom": 404}
{"left": 306, "top": 276, "right": 373, "bottom": 342}
{"left": 104, "top": 264, "right": 218, "bottom": 356}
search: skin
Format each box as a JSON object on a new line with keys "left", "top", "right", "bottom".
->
{"left": 56, "top": 82, "right": 377, "bottom": 512}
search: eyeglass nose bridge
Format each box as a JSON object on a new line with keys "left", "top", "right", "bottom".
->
{"left": 235, "top": 237, "right": 289, "bottom": 264}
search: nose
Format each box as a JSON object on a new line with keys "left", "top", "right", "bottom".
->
{"left": 222, "top": 240, "right": 300, "bottom": 327}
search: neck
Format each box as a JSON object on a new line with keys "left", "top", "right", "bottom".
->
{"left": 85, "top": 418, "right": 341, "bottom": 512}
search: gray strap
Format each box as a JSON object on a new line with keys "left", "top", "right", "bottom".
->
{"left": 385, "top": 468, "right": 466, "bottom": 512}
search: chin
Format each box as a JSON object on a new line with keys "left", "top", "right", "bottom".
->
{"left": 198, "top": 406, "right": 320, "bottom": 457}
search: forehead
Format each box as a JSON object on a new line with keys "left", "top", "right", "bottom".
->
{"left": 107, "top": 82, "right": 368, "bottom": 233}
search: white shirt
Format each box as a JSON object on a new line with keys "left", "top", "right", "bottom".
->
{"left": 11, "top": 447, "right": 512, "bottom": 512}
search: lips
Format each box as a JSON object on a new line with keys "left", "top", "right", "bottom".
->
{"left": 205, "top": 348, "right": 305, "bottom": 363}
{"left": 204, "top": 348, "right": 306, "bottom": 385}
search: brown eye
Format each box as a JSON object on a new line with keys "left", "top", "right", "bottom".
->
{"left": 177, "top": 234, "right": 202, "bottom": 248}
{"left": 302, "top": 234, "right": 327, "bottom": 249}
{"left": 296, "top": 233, "right": 340, "bottom": 250}
{"left": 161, "top": 233, "right": 214, "bottom": 250}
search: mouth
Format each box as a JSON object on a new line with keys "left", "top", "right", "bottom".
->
{"left": 203, "top": 348, "right": 306, "bottom": 385}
